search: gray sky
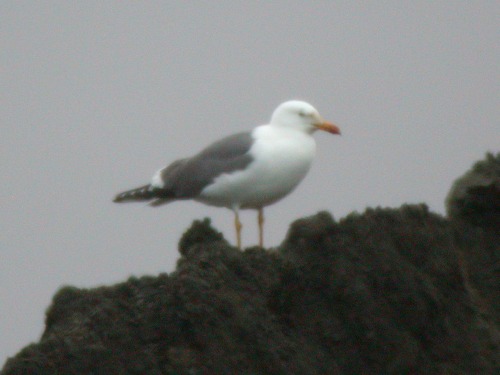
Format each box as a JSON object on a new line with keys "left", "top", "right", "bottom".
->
{"left": 1, "top": 1, "right": 498, "bottom": 365}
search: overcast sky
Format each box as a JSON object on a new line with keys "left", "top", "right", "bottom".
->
{"left": 1, "top": 1, "right": 498, "bottom": 365}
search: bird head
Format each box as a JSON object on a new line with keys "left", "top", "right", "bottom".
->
{"left": 270, "top": 100, "right": 341, "bottom": 135}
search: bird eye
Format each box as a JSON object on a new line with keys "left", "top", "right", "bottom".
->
{"left": 299, "top": 111, "right": 306, "bottom": 117}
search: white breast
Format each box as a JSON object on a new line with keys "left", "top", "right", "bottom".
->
{"left": 198, "top": 125, "right": 316, "bottom": 209}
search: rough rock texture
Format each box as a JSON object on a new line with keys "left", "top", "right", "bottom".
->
{"left": 2, "top": 154, "right": 499, "bottom": 375}
{"left": 446, "top": 152, "right": 500, "bottom": 230}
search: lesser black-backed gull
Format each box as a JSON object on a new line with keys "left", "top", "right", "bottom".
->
{"left": 113, "top": 100, "right": 341, "bottom": 248}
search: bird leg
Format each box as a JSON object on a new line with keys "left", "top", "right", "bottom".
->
{"left": 258, "top": 207, "right": 264, "bottom": 248}
{"left": 234, "top": 210, "right": 242, "bottom": 249}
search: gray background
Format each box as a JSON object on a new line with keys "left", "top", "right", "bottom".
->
{"left": 2, "top": 1, "right": 498, "bottom": 365}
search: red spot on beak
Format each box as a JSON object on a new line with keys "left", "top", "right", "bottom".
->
{"left": 315, "top": 121, "right": 341, "bottom": 135}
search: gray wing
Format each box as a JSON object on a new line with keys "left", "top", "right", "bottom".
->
{"left": 156, "top": 132, "right": 254, "bottom": 199}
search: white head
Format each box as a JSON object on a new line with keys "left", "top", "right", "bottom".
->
{"left": 270, "top": 100, "right": 341, "bottom": 135}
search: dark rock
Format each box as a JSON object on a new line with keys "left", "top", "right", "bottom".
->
{"left": 446, "top": 152, "right": 500, "bottom": 230}
{"left": 3, "top": 157, "right": 499, "bottom": 374}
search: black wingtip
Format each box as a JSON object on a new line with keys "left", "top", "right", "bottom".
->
{"left": 113, "top": 184, "right": 154, "bottom": 203}
{"left": 113, "top": 191, "right": 129, "bottom": 203}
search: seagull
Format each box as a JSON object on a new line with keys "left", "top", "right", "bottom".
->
{"left": 113, "top": 100, "right": 340, "bottom": 248}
